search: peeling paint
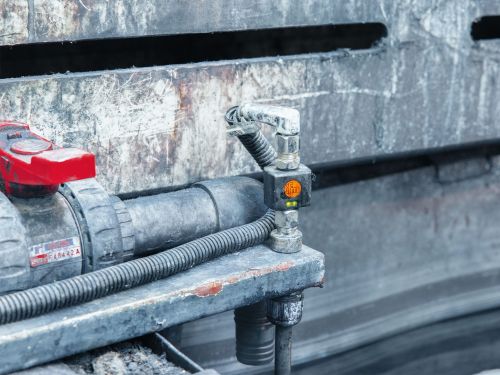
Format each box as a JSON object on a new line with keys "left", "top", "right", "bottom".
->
{"left": 193, "top": 281, "right": 224, "bottom": 297}
{"left": 182, "top": 260, "right": 296, "bottom": 298}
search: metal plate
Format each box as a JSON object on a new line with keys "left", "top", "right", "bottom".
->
{"left": 0, "top": 245, "right": 324, "bottom": 374}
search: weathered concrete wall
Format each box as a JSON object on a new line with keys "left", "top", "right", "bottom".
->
{"left": 0, "top": 1, "right": 499, "bottom": 195}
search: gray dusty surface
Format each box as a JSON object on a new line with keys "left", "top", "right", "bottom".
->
{"left": 14, "top": 341, "right": 188, "bottom": 375}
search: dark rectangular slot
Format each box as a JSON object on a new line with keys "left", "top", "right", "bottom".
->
{"left": 471, "top": 16, "right": 500, "bottom": 40}
{"left": 0, "top": 23, "right": 387, "bottom": 79}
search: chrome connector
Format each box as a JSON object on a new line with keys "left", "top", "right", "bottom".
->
{"left": 270, "top": 210, "right": 302, "bottom": 254}
{"left": 275, "top": 134, "right": 300, "bottom": 170}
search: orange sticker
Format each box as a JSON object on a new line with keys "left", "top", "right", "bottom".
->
{"left": 283, "top": 179, "right": 302, "bottom": 198}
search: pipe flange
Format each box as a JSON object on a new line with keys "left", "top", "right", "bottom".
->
{"left": 59, "top": 178, "right": 124, "bottom": 272}
{"left": 110, "top": 196, "right": 135, "bottom": 261}
{"left": 0, "top": 191, "right": 30, "bottom": 294}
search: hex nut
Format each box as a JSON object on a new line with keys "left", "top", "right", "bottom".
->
{"left": 276, "top": 134, "right": 299, "bottom": 154}
{"left": 269, "top": 228, "right": 302, "bottom": 254}
{"left": 276, "top": 134, "right": 300, "bottom": 170}
{"left": 267, "top": 292, "right": 304, "bottom": 327}
{"left": 276, "top": 154, "right": 300, "bottom": 170}
{"left": 275, "top": 210, "right": 299, "bottom": 229}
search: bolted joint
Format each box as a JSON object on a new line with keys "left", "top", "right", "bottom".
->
{"left": 276, "top": 134, "right": 300, "bottom": 171}
{"left": 267, "top": 292, "right": 304, "bottom": 327}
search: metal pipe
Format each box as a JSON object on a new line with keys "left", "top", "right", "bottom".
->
{"left": 125, "top": 188, "right": 218, "bottom": 255}
{"left": 0, "top": 176, "right": 267, "bottom": 294}
{"left": 275, "top": 326, "right": 293, "bottom": 375}
{"left": 267, "top": 292, "right": 304, "bottom": 375}
{"left": 125, "top": 176, "right": 268, "bottom": 256}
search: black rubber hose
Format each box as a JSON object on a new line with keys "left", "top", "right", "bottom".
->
{"left": 0, "top": 210, "right": 275, "bottom": 325}
{"left": 225, "top": 105, "right": 277, "bottom": 169}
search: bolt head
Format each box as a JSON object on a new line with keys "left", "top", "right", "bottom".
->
{"left": 276, "top": 134, "right": 300, "bottom": 154}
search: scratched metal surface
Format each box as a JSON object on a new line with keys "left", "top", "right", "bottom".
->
{"left": 0, "top": 1, "right": 498, "bottom": 194}
{"left": 173, "top": 156, "right": 500, "bottom": 373}
{"left": 0, "top": 1, "right": 497, "bottom": 45}
{"left": 0, "top": 245, "right": 324, "bottom": 374}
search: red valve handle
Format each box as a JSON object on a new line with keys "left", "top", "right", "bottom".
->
{"left": 0, "top": 121, "right": 96, "bottom": 197}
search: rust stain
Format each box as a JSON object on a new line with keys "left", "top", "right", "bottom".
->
{"left": 193, "top": 281, "right": 224, "bottom": 297}
{"left": 178, "top": 80, "right": 192, "bottom": 113}
{"left": 225, "top": 261, "right": 295, "bottom": 284}
{"left": 179, "top": 260, "right": 297, "bottom": 299}
{"left": 274, "top": 261, "right": 294, "bottom": 272}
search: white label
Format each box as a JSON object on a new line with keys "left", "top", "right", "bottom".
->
{"left": 29, "top": 236, "right": 81, "bottom": 268}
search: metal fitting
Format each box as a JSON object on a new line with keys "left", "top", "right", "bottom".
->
{"left": 275, "top": 134, "right": 300, "bottom": 170}
{"left": 269, "top": 228, "right": 302, "bottom": 254}
{"left": 270, "top": 210, "right": 302, "bottom": 253}
{"left": 224, "top": 103, "right": 309, "bottom": 254}
{"left": 238, "top": 104, "right": 300, "bottom": 135}
{"left": 275, "top": 210, "right": 299, "bottom": 231}
{"left": 266, "top": 183, "right": 304, "bottom": 253}
{"left": 267, "top": 292, "right": 304, "bottom": 327}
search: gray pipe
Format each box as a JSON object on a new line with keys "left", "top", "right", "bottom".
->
{"left": 0, "top": 176, "right": 267, "bottom": 295}
{"left": 125, "top": 176, "right": 267, "bottom": 255}
{"left": 0, "top": 210, "right": 275, "bottom": 325}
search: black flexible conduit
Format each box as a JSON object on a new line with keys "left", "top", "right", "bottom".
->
{"left": 238, "top": 131, "right": 277, "bottom": 169}
{"left": 225, "top": 106, "right": 277, "bottom": 169}
{"left": 0, "top": 210, "right": 275, "bottom": 325}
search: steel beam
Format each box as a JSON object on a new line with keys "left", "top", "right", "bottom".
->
{"left": 0, "top": 1, "right": 498, "bottom": 46}
{"left": 0, "top": 244, "right": 324, "bottom": 374}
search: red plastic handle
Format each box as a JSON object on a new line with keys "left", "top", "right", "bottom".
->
{"left": 0, "top": 121, "right": 96, "bottom": 196}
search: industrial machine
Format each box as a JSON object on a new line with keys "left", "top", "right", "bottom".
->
{"left": 0, "top": 105, "right": 322, "bottom": 375}
{"left": 2, "top": 1, "right": 500, "bottom": 374}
